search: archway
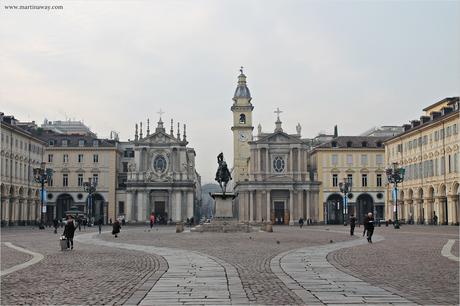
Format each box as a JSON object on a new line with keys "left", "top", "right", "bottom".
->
{"left": 326, "top": 194, "right": 344, "bottom": 224}
{"left": 8, "top": 186, "right": 15, "bottom": 225}
{"left": 92, "top": 193, "right": 105, "bottom": 223}
{"left": 356, "top": 193, "right": 374, "bottom": 224}
{"left": 56, "top": 194, "right": 74, "bottom": 221}
{"left": 428, "top": 186, "right": 435, "bottom": 224}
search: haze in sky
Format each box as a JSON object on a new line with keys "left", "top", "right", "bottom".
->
{"left": 1, "top": 0, "right": 459, "bottom": 182}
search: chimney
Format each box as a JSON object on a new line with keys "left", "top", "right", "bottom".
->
{"left": 420, "top": 116, "right": 430, "bottom": 124}
{"left": 430, "top": 111, "right": 441, "bottom": 120}
{"left": 403, "top": 124, "right": 411, "bottom": 132}
{"left": 411, "top": 120, "right": 420, "bottom": 128}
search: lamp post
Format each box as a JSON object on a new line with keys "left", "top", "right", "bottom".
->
{"left": 83, "top": 178, "right": 97, "bottom": 226}
{"left": 386, "top": 162, "right": 405, "bottom": 229}
{"left": 33, "top": 162, "right": 53, "bottom": 229}
{"left": 339, "top": 178, "right": 352, "bottom": 225}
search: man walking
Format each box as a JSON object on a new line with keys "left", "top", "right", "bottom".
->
{"left": 363, "top": 212, "right": 375, "bottom": 243}
{"left": 349, "top": 214, "right": 356, "bottom": 236}
{"left": 298, "top": 217, "right": 304, "bottom": 229}
{"left": 63, "top": 216, "right": 76, "bottom": 250}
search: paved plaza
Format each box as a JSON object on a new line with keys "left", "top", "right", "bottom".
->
{"left": 1, "top": 224, "right": 458, "bottom": 305}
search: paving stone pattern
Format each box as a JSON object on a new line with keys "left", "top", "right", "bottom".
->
{"left": 1, "top": 242, "right": 33, "bottom": 271}
{"left": 328, "top": 225, "right": 460, "bottom": 305}
{"left": 1, "top": 227, "right": 163, "bottom": 305}
{"left": 99, "top": 225, "right": 354, "bottom": 305}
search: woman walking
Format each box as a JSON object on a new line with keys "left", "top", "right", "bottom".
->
{"left": 63, "top": 216, "right": 76, "bottom": 250}
{"left": 112, "top": 219, "right": 121, "bottom": 238}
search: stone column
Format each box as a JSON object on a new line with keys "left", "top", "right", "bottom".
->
{"left": 257, "top": 192, "right": 262, "bottom": 222}
{"left": 249, "top": 191, "right": 254, "bottom": 222}
{"left": 175, "top": 191, "right": 182, "bottom": 222}
{"left": 306, "top": 190, "right": 311, "bottom": 222}
{"left": 126, "top": 191, "right": 132, "bottom": 222}
{"left": 289, "top": 190, "right": 294, "bottom": 225}
{"left": 449, "top": 196, "right": 459, "bottom": 225}
{"left": 137, "top": 191, "right": 145, "bottom": 222}
{"left": 266, "top": 190, "right": 271, "bottom": 223}
{"left": 266, "top": 150, "right": 270, "bottom": 175}
{"left": 298, "top": 191, "right": 303, "bottom": 219}
{"left": 187, "top": 191, "right": 194, "bottom": 220}
{"left": 297, "top": 149, "right": 302, "bottom": 180}
{"left": 289, "top": 149, "right": 293, "bottom": 174}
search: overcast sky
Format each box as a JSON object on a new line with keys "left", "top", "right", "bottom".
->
{"left": 1, "top": 0, "right": 459, "bottom": 183}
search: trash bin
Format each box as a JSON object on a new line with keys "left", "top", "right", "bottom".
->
{"left": 60, "top": 237, "right": 67, "bottom": 251}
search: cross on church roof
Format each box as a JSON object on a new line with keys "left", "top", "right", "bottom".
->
{"left": 157, "top": 109, "right": 165, "bottom": 119}
{"left": 240, "top": 66, "right": 244, "bottom": 74}
{"left": 274, "top": 107, "right": 283, "bottom": 120}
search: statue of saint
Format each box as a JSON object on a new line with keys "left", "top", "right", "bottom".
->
{"left": 215, "top": 152, "right": 232, "bottom": 194}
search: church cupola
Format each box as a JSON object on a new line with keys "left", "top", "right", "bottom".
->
{"left": 233, "top": 67, "right": 252, "bottom": 102}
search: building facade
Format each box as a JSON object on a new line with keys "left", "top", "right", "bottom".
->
{"left": 38, "top": 131, "right": 118, "bottom": 224}
{"left": 310, "top": 136, "right": 388, "bottom": 224}
{"left": 1, "top": 115, "right": 45, "bottom": 226}
{"left": 122, "top": 117, "right": 201, "bottom": 223}
{"left": 231, "top": 71, "right": 320, "bottom": 225}
{"left": 384, "top": 97, "right": 459, "bottom": 225}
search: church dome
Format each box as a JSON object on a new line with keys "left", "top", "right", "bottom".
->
{"left": 233, "top": 71, "right": 252, "bottom": 101}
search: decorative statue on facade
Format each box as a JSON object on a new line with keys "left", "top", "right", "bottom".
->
{"left": 215, "top": 152, "right": 232, "bottom": 194}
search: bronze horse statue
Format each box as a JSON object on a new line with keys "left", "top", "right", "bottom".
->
{"left": 215, "top": 152, "right": 232, "bottom": 194}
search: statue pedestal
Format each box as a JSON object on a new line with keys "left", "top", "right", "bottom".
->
{"left": 191, "top": 192, "right": 256, "bottom": 233}
{"left": 211, "top": 192, "right": 236, "bottom": 218}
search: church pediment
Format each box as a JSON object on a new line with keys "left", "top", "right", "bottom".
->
{"left": 255, "top": 131, "right": 303, "bottom": 144}
{"left": 139, "top": 131, "right": 183, "bottom": 145}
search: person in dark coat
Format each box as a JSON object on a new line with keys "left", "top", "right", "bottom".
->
{"left": 63, "top": 216, "right": 76, "bottom": 249}
{"left": 98, "top": 218, "right": 103, "bottom": 234}
{"left": 349, "top": 214, "right": 356, "bottom": 236}
{"left": 363, "top": 212, "right": 375, "bottom": 243}
{"left": 112, "top": 219, "right": 121, "bottom": 238}
{"left": 53, "top": 218, "right": 59, "bottom": 234}
{"left": 298, "top": 218, "right": 304, "bottom": 229}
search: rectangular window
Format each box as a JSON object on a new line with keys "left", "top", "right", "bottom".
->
{"left": 454, "top": 153, "right": 458, "bottom": 173}
{"left": 92, "top": 174, "right": 99, "bottom": 185}
{"left": 78, "top": 140, "right": 85, "bottom": 147}
{"left": 49, "top": 140, "right": 55, "bottom": 146}
{"left": 362, "top": 174, "right": 368, "bottom": 187}
{"left": 376, "top": 154, "right": 383, "bottom": 165}
{"left": 434, "top": 131, "right": 439, "bottom": 141}
{"left": 435, "top": 159, "right": 438, "bottom": 176}
{"left": 48, "top": 154, "right": 53, "bottom": 163}
{"left": 122, "top": 162, "right": 128, "bottom": 172}
{"left": 448, "top": 155, "right": 452, "bottom": 173}
{"left": 346, "top": 154, "right": 353, "bottom": 165}
{"left": 361, "top": 154, "right": 368, "bottom": 166}
{"left": 377, "top": 174, "right": 382, "bottom": 187}
{"left": 441, "top": 157, "right": 446, "bottom": 175}
{"left": 446, "top": 126, "right": 451, "bottom": 137}
{"left": 118, "top": 201, "right": 125, "bottom": 214}
{"left": 63, "top": 174, "right": 68, "bottom": 187}
{"left": 440, "top": 129, "right": 445, "bottom": 139}
{"left": 62, "top": 139, "right": 68, "bottom": 147}
{"left": 63, "top": 154, "right": 69, "bottom": 163}
{"left": 93, "top": 154, "right": 99, "bottom": 163}
{"left": 423, "top": 135, "right": 428, "bottom": 145}
{"left": 347, "top": 174, "right": 353, "bottom": 186}
{"left": 5, "top": 159, "right": 8, "bottom": 176}
{"left": 331, "top": 154, "right": 338, "bottom": 166}
{"left": 332, "top": 174, "right": 338, "bottom": 187}
{"left": 78, "top": 174, "right": 83, "bottom": 186}
{"left": 78, "top": 154, "right": 84, "bottom": 163}
{"left": 453, "top": 124, "right": 458, "bottom": 135}
{"left": 93, "top": 140, "right": 99, "bottom": 147}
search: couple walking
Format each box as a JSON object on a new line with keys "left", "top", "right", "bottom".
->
{"left": 349, "top": 212, "right": 375, "bottom": 243}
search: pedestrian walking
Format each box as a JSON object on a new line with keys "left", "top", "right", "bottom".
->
{"left": 432, "top": 212, "right": 438, "bottom": 225}
{"left": 349, "top": 214, "right": 356, "bottom": 236}
{"left": 112, "top": 219, "right": 121, "bottom": 238}
{"left": 98, "top": 218, "right": 103, "bottom": 234}
{"left": 77, "top": 219, "right": 81, "bottom": 232}
{"left": 298, "top": 217, "right": 304, "bottom": 229}
{"left": 53, "top": 218, "right": 59, "bottom": 234}
{"left": 63, "top": 216, "right": 76, "bottom": 250}
{"left": 150, "top": 213, "right": 155, "bottom": 229}
{"left": 363, "top": 212, "right": 375, "bottom": 243}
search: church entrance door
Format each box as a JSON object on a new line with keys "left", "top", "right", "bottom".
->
{"left": 154, "top": 201, "right": 166, "bottom": 224}
{"left": 274, "top": 201, "right": 285, "bottom": 225}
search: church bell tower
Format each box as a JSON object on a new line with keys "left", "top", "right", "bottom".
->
{"left": 231, "top": 67, "right": 254, "bottom": 183}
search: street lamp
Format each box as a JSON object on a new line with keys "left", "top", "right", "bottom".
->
{"left": 33, "top": 162, "right": 53, "bottom": 229}
{"left": 83, "top": 178, "right": 97, "bottom": 225}
{"left": 386, "top": 162, "right": 405, "bottom": 229}
{"left": 339, "top": 178, "right": 352, "bottom": 225}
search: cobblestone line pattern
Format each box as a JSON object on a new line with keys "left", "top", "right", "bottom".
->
{"left": 272, "top": 235, "right": 416, "bottom": 305}
{"left": 328, "top": 228, "right": 460, "bottom": 305}
{"left": 77, "top": 232, "right": 249, "bottom": 305}
{"left": 99, "top": 226, "right": 354, "bottom": 305}
{"left": 1, "top": 232, "right": 163, "bottom": 305}
{"left": 1, "top": 242, "right": 33, "bottom": 271}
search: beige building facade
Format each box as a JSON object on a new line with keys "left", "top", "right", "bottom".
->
{"left": 310, "top": 136, "right": 387, "bottom": 224}
{"left": 1, "top": 115, "right": 45, "bottom": 225}
{"left": 384, "top": 97, "right": 459, "bottom": 225}
{"left": 39, "top": 131, "right": 118, "bottom": 223}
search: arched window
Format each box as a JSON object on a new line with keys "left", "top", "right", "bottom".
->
{"left": 239, "top": 114, "right": 246, "bottom": 124}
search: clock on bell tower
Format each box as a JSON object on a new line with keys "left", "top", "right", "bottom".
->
{"left": 231, "top": 67, "right": 254, "bottom": 183}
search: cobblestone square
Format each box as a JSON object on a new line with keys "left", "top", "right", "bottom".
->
{"left": 1, "top": 225, "right": 458, "bottom": 305}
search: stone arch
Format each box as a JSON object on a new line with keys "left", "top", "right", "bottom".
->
{"left": 356, "top": 193, "right": 374, "bottom": 224}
